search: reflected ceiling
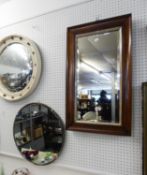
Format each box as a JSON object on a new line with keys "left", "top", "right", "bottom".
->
{"left": 77, "top": 29, "right": 120, "bottom": 89}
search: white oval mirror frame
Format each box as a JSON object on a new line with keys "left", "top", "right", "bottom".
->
{"left": 0, "top": 35, "right": 42, "bottom": 101}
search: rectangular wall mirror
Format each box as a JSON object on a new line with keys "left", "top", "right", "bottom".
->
{"left": 142, "top": 82, "right": 147, "bottom": 175}
{"left": 66, "top": 14, "right": 132, "bottom": 135}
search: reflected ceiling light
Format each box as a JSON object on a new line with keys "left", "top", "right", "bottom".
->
{"left": 77, "top": 48, "right": 80, "bottom": 54}
{"left": 80, "top": 62, "right": 99, "bottom": 75}
{"left": 78, "top": 85, "right": 82, "bottom": 91}
{"left": 94, "top": 37, "right": 99, "bottom": 42}
{"left": 100, "top": 73, "right": 111, "bottom": 81}
{"left": 80, "top": 60, "right": 111, "bottom": 81}
{"left": 115, "top": 82, "right": 119, "bottom": 90}
{"left": 91, "top": 79, "right": 98, "bottom": 84}
{"left": 103, "top": 32, "right": 110, "bottom": 36}
{"left": 117, "top": 73, "right": 120, "bottom": 78}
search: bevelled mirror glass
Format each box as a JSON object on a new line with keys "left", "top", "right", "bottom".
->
{"left": 0, "top": 35, "right": 42, "bottom": 101}
{"left": 66, "top": 14, "right": 132, "bottom": 135}
{"left": 13, "top": 103, "right": 64, "bottom": 165}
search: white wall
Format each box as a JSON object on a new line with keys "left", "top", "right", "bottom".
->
{"left": 0, "top": 0, "right": 92, "bottom": 28}
{"left": 0, "top": 0, "right": 147, "bottom": 175}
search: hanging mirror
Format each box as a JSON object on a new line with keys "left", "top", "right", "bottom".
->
{"left": 66, "top": 14, "right": 132, "bottom": 135}
{"left": 13, "top": 103, "right": 65, "bottom": 165}
{"left": 0, "top": 35, "right": 42, "bottom": 101}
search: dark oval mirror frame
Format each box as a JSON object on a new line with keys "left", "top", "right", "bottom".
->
{"left": 66, "top": 14, "right": 132, "bottom": 135}
{"left": 13, "top": 103, "right": 65, "bottom": 165}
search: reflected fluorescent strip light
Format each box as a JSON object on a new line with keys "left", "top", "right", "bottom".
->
{"left": 117, "top": 73, "right": 120, "bottom": 78}
{"left": 77, "top": 49, "right": 80, "bottom": 54}
{"left": 115, "top": 82, "right": 119, "bottom": 90}
{"left": 80, "top": 61, "right": 110, "bottom": 81}
{"left": 99, "top": 73, "right": 110, "bottom": 81}
{"left": 94, "top": 37, "right": 99, "bottom": 42}
{"left": 103, "top": 32, "right": 110, "bottom": 36}
{"left": 80, "top": 62, "right": 99, "bottom": 75}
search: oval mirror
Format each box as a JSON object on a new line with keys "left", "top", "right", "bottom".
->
{"left": 0, "top": 35, "right": 42, "bottom": 101}
{"left": 13, "top": 103, "right": 64, "bottom": 165}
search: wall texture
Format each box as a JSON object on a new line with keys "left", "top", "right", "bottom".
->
{"left": 0, "top": 0, "right": 91, "bottom": 28}
{"left": 0, "top": 0, "right": 147, "bottom": 175}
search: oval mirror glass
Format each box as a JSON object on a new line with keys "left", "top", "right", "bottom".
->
{"left": 13, "top": 103, "right": 64, "bottom": 165}
{"left": 0, "top": 35, "right": 42, "bottom": 101}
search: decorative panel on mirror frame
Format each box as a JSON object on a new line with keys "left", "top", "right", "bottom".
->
{"left": 0, "top": 35, "right": 42, "bottom": 101}
{"left": 142, "top": 82, "right": 147, "bottom": 175}
{"left": 13, "top": 103, "right": 65, "bottom": 165}
{"left": 66, "top": 14, "right": 132, "bottom": 135}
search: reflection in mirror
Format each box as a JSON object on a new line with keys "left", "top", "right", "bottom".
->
{"left": 76, "top": 28, "right": 121, "bottom": 125}
{"left": 13, "top": 103, "right": 64, "bottom": 165}
{"left": 0, "top": 43, "right": 32, "bottom": 92}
